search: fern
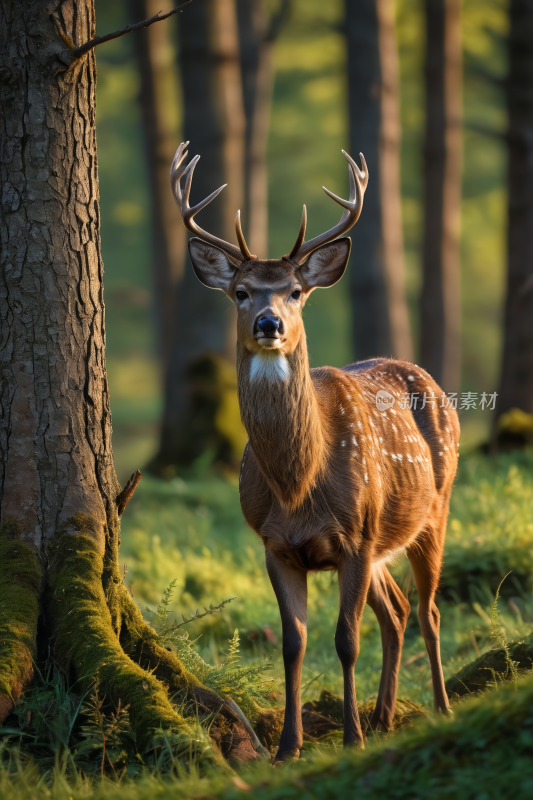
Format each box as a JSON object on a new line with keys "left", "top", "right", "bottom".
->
{"left": 490, "top": 572, "right": 519, "bottom": 687}
{"left": 146, "top": 582, "right": 275, "bottom": 720}
{"left": 201, "top": 629, "right": 275, "bottom": 719}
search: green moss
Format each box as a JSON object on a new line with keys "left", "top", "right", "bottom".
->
{"left": 0, "top": 521, "right": 41, "bottom": 707}
{"left": 46, "top": 525, "right": 199, "bottom": 751}
{"left": 446, "top": 636, "right": 533, "bottom": 698}
{"left": 119, "top": 585, "right": 202, "bottom": 697}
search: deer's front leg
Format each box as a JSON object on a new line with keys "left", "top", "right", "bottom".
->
{"left": 265, "top": 550, "right": 307, "bottom": 762}
{"left": 336, "top": 550, "right": 372, "bottom": 748}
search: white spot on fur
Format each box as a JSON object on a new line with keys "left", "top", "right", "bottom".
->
{"left": 249, "top": 351, "right": 290, "bottom": 384}
{"left": 408, "top": 375, "right": 415, "bottom": 381}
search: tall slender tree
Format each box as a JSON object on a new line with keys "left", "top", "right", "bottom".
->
{"left": 0, "top": 0, "right": 259, "bottom": 762}
{"left": 420, "top": 0, "right": 462, "bottom": 393}
{"left": 237, "top": 0, "right": 291, "bottom": 257}
{"left": 151, "top": 0, "right": 247, "bottom": 473}
{"left": 129, "top": 0, "right": 185, "bottom": 366}
{"left": 497, "top": 0, "right": 533, "bottom": 427}
{"left": 345, "top": 0, "right": 413, "bottom": 362}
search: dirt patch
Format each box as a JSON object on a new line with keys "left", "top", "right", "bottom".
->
{"left": 255, "top": 691, "right": 427, "bottom": 753}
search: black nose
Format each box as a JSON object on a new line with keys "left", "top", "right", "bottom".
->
{"left": 257, "top": 316, "right": 281, "bottom": 335}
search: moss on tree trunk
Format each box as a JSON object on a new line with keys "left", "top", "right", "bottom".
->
{"left": 0, "top": 523, "right": 42, "bottom": 721}
{"left": 0, "top": 0, "right": 260, "bottom": 767}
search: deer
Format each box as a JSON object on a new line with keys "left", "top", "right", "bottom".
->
{"left": 170, "top": 141, "right": 460, "bottom": 762}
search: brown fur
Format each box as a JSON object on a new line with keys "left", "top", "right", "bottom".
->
{"left": 188, "top": 244, "right": 459, "bottom": 760}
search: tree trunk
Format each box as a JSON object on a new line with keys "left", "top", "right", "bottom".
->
{"left": 237, "top": 0, "right": 290, "bottom": 258}
{"left": 150, "top": 0, "right": 247, "bottom": 474}
{"left": 497, "top": 0, "right": 533, "bottom": 431}
{"left": 129, "top": 0, "right": 185, "bottom": 366}
{"left": 345, "top": 0, "right": 413, "bottom": 362}
{"left": 420, "top": 0, "right": 462, "bottom": 393}
{"left": 0, "top": 0, "right": 259, "bottom": 764}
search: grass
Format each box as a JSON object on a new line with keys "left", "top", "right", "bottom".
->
{"left": 2, "top": 449, "right": 533, "bottom": 795}
{"left": 116, "top": 449, "right": 533, "bottom": 708}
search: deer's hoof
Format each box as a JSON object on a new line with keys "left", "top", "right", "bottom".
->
{"left": 273, "top": 747, "right": 300, "bottom": 766}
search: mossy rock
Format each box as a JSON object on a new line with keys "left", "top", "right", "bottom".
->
{"left": 446, "top": 637, "right": 533, "bottom": 698}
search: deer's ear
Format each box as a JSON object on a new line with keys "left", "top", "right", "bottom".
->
{"left": 299, "top": 237, "right": 351, "bottom": 290}
{"left": 188, "top": 238, "right": 237, "bottom": 293}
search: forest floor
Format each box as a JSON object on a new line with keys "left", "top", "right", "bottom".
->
{"left": 1, "top": 449, "right": 533, "bottom": 797}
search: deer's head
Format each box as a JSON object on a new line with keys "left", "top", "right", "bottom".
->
{"left": 170, "top": 143, "right": 368, "bottom": 368}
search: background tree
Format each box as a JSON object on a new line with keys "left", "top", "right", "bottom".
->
{"left": 237, "top": 0, "right": 291, "bottom": 257}
{"left": 0, "top": 0, "right": 260, "bottom": 762}
{"left": 345, "top": 0, "right": 412, "bottom": 362}
{"left": 150, "top": 0, "right": 247, "bottom": 474}
{"left": 129, "top": 0, "right": 185, "bottom": 366}
{"left": 420, "top": 0, "right": 462, "bottom": 393}
{"left": 496, "top": 0, "right": 533, "bottom": 443}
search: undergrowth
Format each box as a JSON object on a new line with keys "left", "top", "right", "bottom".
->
{"left": 1, "top": 450, "right": 533, "bottom": 795}
{"left": 146, "top": 580, "right": 274, "bottom": 720}
{"left": 0, "top": 583, "right": 272, "bottom": 778}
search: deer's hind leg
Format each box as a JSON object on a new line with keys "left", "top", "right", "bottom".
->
{"left": 407, "top": 521, "right": 450, "bottom": 713}
{"left": 366, "top": 564, "right": 410, "bottom": 731}
{"left": 336, "top": 548, "right": 373, "bottom": 748}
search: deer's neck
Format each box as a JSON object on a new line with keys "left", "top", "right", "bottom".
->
{"left": 237, "top": 338, "right": 327, "bottom": 509}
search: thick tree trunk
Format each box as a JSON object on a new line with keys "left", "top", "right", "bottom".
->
{"left": 151, "top": 0, "right": 247, "bottom": 474}
{"left": 345, "top": 0, "right": 413, "bottom": 362}
{"left": 420, "top": 0, "right": 461, "bottom": 393}
{"left": 497, "top": 0, "right": 533, "bottom": 424}
{"left": 0, "top": 1, "right": 119, "bottom": 560}
{"left": 0, "top": 0, "right": 259, "bottom": 763}
{"left": 129, "top": 0, "right": 185, "bottom": 366}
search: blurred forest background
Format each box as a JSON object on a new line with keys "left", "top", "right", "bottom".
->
{"left": 94, "top": 0, "right": 514, "bottom": 483}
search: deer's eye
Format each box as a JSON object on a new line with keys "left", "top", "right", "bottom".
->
{"left": 236, "top": 291, "right": 248, "bottom": 302}
{"left": 291, "top": 290, "right": 301, "bottom": 300}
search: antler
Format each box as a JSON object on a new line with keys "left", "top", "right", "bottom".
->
{"left": 288, "top": 150, "right": 369, "bottom": 265}
{"left": 170, "top": 142, "right": 255, "bottom": 265}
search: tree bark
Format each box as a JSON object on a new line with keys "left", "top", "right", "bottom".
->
{"left": 420, "top": 0, "right": 462, "bottom": 393}
{"left": 345, "top": 0, "right": 413, "bottom": 362}
{"left": 0, "top": 0, "right": 259, "bottom": 763}
{"left": 497, "top": 0, "right": 533, "bottom": 421}
{"left": 129, "top": 0, "right": 185, "bottom": 366}
{"left": 150, "top": 0, "right": 247, "bottom": 474}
